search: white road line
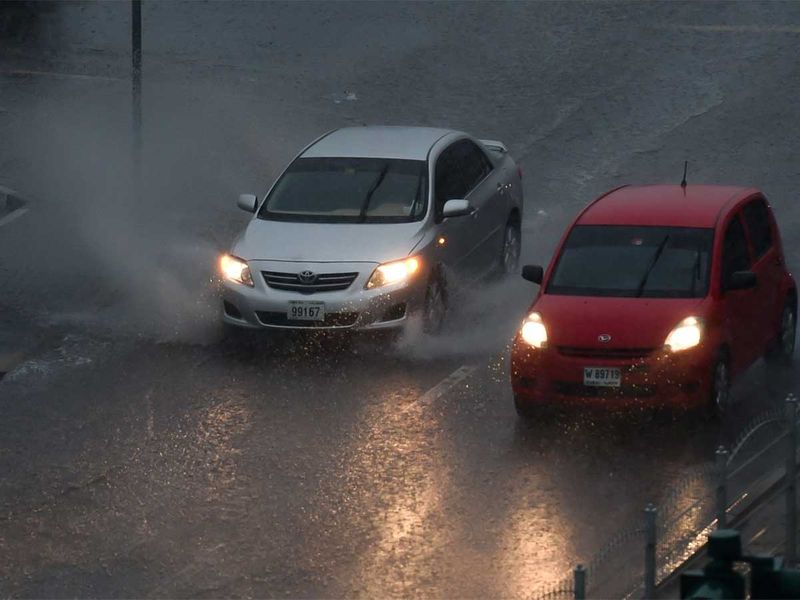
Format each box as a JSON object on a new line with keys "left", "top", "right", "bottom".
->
{"left": 415, "top": 364, "right": 477, "bottom": 407}
{"left": 0, "top": 207, "right": 29, "bottom": 228}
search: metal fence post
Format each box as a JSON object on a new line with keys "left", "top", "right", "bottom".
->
{"left": 786, "top": 394, "right": 797, "bottom": 565}
{"left": 644, "top": 503, "right": 657, "bottom": 599}
{"left": 573, "top": 564, "right": 586, "bottom": 600}
{"left": 715, "top": 445, "right": 729, "bottom": 528}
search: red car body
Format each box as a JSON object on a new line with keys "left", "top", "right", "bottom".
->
{"left": 511, "top": 185, "right": 796, "bottom": 415}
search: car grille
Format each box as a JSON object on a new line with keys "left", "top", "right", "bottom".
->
{"left": 262, "top": 271, "right": 359, "bottom": 294}
{"left": 553, "top": 381, "right": 656, "bottom": 398}
{"left": 256, "top": 311, "right": 359, "bottom": 328}
{"left": 557, "top": 346, "right": 656, "bottom": 359}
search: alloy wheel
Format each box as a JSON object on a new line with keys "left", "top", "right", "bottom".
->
{"left": 502, "top": 224, "right": 521, "bottom": 274}
{"left": 781, "top": 306, "right": 796, "bottom": 357}
{"left": 423, "top": 278, "right": 446, "bottom": 334}
{"left": 713, "top": 360, "right": 730, "bottom": 414}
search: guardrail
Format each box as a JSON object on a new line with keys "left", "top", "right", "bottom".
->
{"left": 531, "top": 394, "right": 799, "bottom": 600}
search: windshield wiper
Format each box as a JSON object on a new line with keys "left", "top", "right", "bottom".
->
{"left": 690, "top": 249, "right": 701, "bottom": 297}
{"left": 635, "top": 234, "right": 670, "bottom": 297}
{"left": 359, "top": 164, "right": 390, "bottom": 222}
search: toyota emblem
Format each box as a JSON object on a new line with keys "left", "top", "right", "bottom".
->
{"left": 298, "top": 270, "right": 317, "bottom": 283}
{"left": 598, "top": 334, "right": 612, "bottom": 343}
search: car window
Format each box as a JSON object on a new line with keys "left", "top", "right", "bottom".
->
{"left": 434, "top": 146, "right": 469, "bottom": 218}
{"left": 742, "top": 198, "right": 773, "bottom": 259}
{"left": 722, "top": 214, "right": 751, "bottom": 287}
{"left": 259, "top": 157, "right": 427, "bottom": 223}
{"left": 452, "top": 139, "right": 493, "bottom": 192}
{"left": 546, "top": 225, "right": 713, "bottom": 298}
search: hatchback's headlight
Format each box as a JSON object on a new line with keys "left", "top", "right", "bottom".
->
{"left": 220, "top": 254, "right": 254, "bottom": 287}
{"left": 665, "top": 316, "right": 702, "bottom": 352}
{"left": 366, "top": 257, "right": 420, "bottom": 289}
{"left": 521, "top": 312, "right": 548, "bottom": 348}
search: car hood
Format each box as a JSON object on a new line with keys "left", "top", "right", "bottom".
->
{"left": 533, "top": 295, "right": 705, "bottom": 349}
{"left": 231, "top": 218, "right": 426, "bottom": 263}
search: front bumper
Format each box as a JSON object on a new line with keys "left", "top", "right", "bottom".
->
{"left": 221, "top": 259, "right": 426, "bottom": 331}
{"left": 510, "top": 338, "right": 715, "bottom": 409}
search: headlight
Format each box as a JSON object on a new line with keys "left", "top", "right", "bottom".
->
{"left": 220, "top": 254, "right": 254, "bottom": 287}
{"left": 664, "top": 316, "right": 702, "bottom": 352}
{"left": 366, "top": 257, "right": 420, "bottom": 289}
{"left": 520, "top": 312, "right": 548, "bottom": 348}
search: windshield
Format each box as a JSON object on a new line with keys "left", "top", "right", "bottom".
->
{"left": 259, "top": 157, "right": 428, "bottom": 223}
{"left": 547, "top": 225, "right": 714, "bottom": 298}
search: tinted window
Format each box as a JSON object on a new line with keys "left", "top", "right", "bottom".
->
{"left": 547, "top": 225, "right": 713, "bottom": 298}
{"left": 742, "top": 198, "right": 773, "bottom": 259}
{"left": 259, "top": 157, "right": 427, "bottom": 223}
{"left": 453, "top": 139, "right": 492, "bottom": 191}
{"left": 722, "top": 215, "right": 751, "bottom": 287}
{"left": 434, "top": 146, "right": 469, "bottom": 217}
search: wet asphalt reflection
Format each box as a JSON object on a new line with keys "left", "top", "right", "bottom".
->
{"left": 0, "top": 325, "right": 794, "bottom": 597}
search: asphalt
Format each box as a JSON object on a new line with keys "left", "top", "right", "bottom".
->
{"left": 1, "top": 2, "right": 800, "bottom": 597}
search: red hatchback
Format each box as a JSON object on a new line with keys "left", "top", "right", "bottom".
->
{"left": 511, "top": 185, "right": 796, "bottom": 418}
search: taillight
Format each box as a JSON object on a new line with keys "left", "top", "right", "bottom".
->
{"left": 517, "top": 165, "right": 523, "bottom": 180}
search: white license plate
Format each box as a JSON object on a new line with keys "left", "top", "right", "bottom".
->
{"left": 583, "top": 367, "right": 621, "bottom": 387}
{"left": 287, "top": 301, "right": 325, "bottom": 321}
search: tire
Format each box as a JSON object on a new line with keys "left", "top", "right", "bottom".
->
{"left": 499, "top": 218, "right": 521, "bottom": 276}
{"left": 766, "top": 298, "right": 796, "bottom": 366}
{"left": 422, "top": 274, "right": 447, "bottom": 334}
{"left": 706, "top": 353, "right": 731, "bottom": 420}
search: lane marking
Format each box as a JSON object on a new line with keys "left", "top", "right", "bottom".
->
{"left": 414, "top": 364, "right": 477, "bottom": 408}
{"left": 0, "top": 69, "right": 125, "bottom": 82}
{"left": 669, "top": 25, "right": 800, "bottom": 34}
{"left": 0, "top": 207, "right": 28, "bottom": 228}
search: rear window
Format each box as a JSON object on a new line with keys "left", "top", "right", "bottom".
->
{"left": 547, "top": 225, "right": 714, "bottom": 298}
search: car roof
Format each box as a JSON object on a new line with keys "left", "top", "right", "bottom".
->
{"left": 577, "top": 185, "right": 759, "bottom": 228}
{"left": 301, "top": 126, "right": 456, "bottom": 161}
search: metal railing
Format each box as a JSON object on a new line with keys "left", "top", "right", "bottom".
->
{"left": 531, "top": 393, "right": 799, "bottom": 600}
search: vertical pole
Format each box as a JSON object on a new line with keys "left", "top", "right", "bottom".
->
{"left": 573, "top": 564, "right": 586, "bottom": 600}
{"left": 131, "top": 0, "right": 142, "bottom": 200}
{"left": 644, "top": 504, "right": 657, "bottom": 599}
{"left": 786, "top": 394, "right": 797, "bottom": 565}
{"left": 715, "top": 446, "right": 729, "bottom": 529}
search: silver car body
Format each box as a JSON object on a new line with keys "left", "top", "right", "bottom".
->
{"left": 222, "top": 126, "right": 523, "bottom": 331}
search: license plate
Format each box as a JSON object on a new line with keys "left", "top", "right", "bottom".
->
{"left": 583, "top": 367, "right": 621, "bottom": 387}
{"left": 287, "top": 301, "right": 325, "bottom": 321}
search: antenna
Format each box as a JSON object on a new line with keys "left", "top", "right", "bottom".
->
{"left": 680, "top": 161, "right": 688, "bottom": 188}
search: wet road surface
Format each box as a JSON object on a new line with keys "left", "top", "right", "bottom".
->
{"left": 2, "top": 2, "right": 800, "bottom": 596}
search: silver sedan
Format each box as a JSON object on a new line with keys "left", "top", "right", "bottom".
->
{"left": 220, "top": 126, "right": 523, "bottom": 333}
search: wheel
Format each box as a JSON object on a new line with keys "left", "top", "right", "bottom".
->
{"left": 766, "top": 299, "right": 796, "bottom": 365}
{"left": 422, "top": 275, "right": 447, "bottom": 334}
{"left": 706, "top": 353, "right": 731, "bottom": 420}
{"left": 499, "top": 218, "right": 521, "bottom": 276}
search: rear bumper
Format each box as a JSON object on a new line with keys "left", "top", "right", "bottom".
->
{"left": 510, "top": 338, "right": 715, "bottom": 410}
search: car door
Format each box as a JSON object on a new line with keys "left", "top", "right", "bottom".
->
{"left": 433, "top": 143, "right": 476, "bottom": 279}
{"left": 742, "top": 197, "right": 782, "bottom": 349}
{"left": 451, "top": 139, "right": 506, "bottom": 275}
{"left": 719, "top": 211, "right": 760, "bottom": 374}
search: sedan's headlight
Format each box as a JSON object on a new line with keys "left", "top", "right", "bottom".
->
{"left": 366, "top": 257, "right": 420, "bottom": 289}
{"left": 520, "top": 312, "right": 548, "bottom": 348}
{"left": 664, "top": 316, "right": 702, "bottom": 352}
{"left": 220, "top": 254, "right": 254, "bottom": 287}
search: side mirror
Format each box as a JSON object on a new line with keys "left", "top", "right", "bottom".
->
{"left": 442, "top": 199, "right": 474, "bottom": 219}
{"left": 237, "top": 193, "right": 258, "bottom": 213}
{"left": 522, "top": 264, "right": 544, "bottom": 284}
{"left": 726, "top": 270, "right": 757, "bottom": 292}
